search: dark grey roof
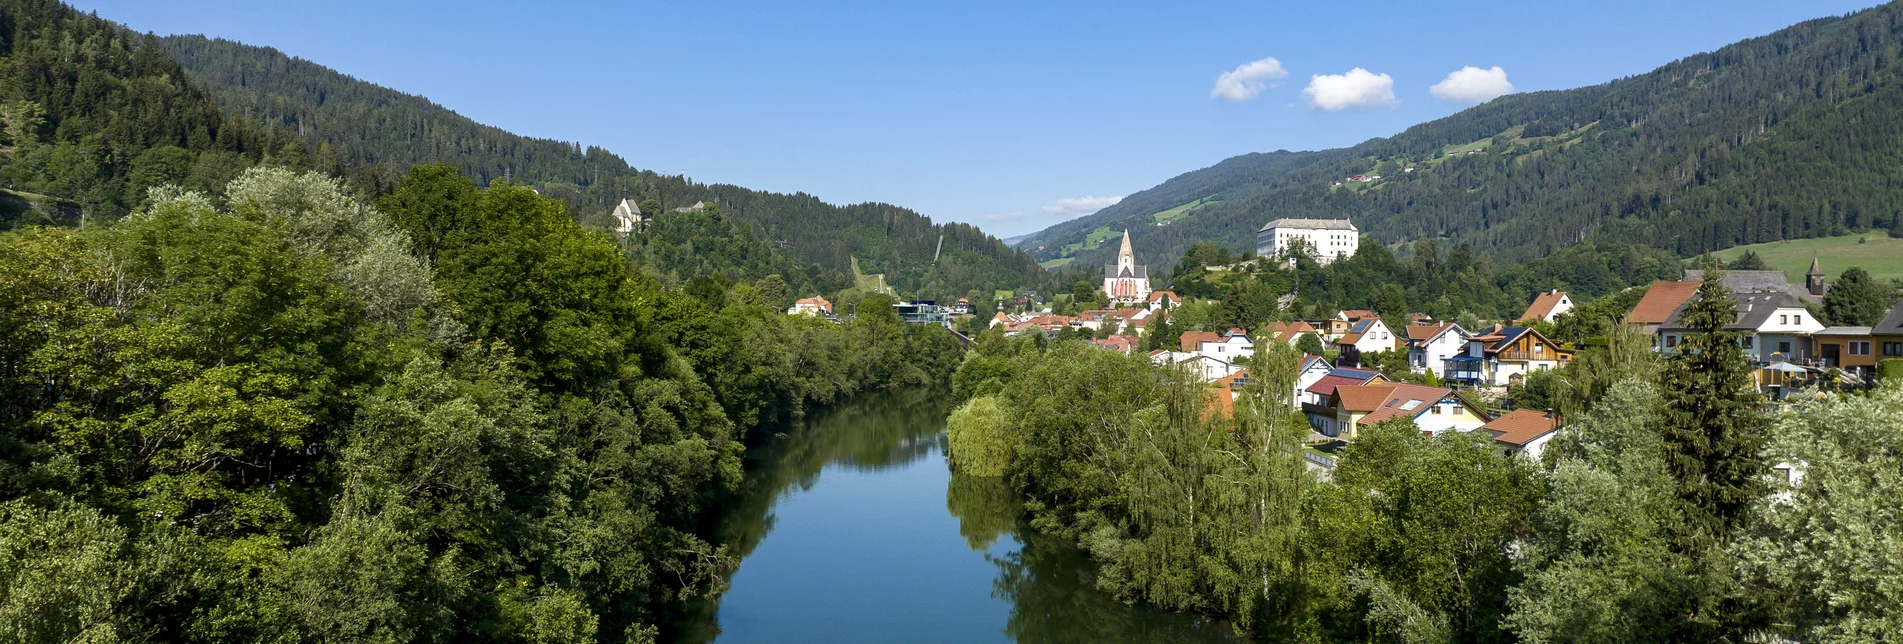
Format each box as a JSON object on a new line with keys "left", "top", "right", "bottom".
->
{"left": 1812, "top": 326, "right": 1874, "bottom": 337}
{"left": 1682, "top": 269, "right": 1821, "bottom": 304}
{"left": 1104, "top": 264, "right": 1148, "bottom": 280}
{"left": 1660, "top": 291, "right": 1809, "bottom": 331}
{"left": 1878, "top": 301, "right": 1903, "bottom": 334}
{"left": 1259, "top": 218, "right": 1356, "bottom": 232}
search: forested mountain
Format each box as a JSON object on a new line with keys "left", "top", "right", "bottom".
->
{"left": 1023, "top": 3, "right": 1903, "bottom": 274}
{"left": 0, "top": 0, "right": 319, "bottom": 227}
{"left": 156, "top": 35, "right": 1051, "bottom": 299}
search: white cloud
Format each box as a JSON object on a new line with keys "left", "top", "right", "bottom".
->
{"left": 1302, "top": 68, "right": 1397, "bottom": 111}
{"left": 984, "top": 195, "right": 1123, "bottom": 223}
{"left": 1429, "top": 66, "right": 1515, "bottom": 104}
{"left": 1210, "top": 57, "right": 1288, "bottom": 102}
{"left": 1042, "top": 195, "right": 1122, "bottom": 218}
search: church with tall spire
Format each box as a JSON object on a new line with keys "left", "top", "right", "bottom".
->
{"left": 1101, "top": 230, "right": 1152, "bottom": 304}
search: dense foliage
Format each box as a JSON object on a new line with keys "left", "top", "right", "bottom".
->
{"left": 1026, "top": 3, "right": 1903, "bottom": 272}
{"left": 156, "top": 35, "right": 1052, "bottom": 300}
{"left": 1169, "top": 238, "right": 1681, "bottom": 327}
{"left": 0, "top": 167, "right": 963, "bottom": 642}
{"left": 950, "top": 304, "right": 1902, "bottom": 641}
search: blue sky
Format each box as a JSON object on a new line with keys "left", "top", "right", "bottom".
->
{"left": 75, "top": 0, "right": 1885, "bottom": 237}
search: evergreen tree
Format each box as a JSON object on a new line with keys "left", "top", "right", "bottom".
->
{"left": 1659, "top": 264, "right": 1769, "bottom": 547}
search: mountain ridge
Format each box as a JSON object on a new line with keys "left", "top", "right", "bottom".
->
{"left": 156, "top": 34, "right": 1053, "bottom": 300}
{"left": 1023, "top": 3, "right": 1903, "bottom": 275}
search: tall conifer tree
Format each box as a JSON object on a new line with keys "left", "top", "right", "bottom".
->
{"left": 1660, "top": 262, "right": 1768, "bottom": 546}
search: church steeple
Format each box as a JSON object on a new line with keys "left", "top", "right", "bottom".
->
{"left": 1807, "top": 257, "right": 1827, "bottom": 297}
{"left": 1117, "top": 229, "right": 1135, "bottom": 274}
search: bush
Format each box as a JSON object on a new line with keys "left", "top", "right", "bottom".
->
{"left": 1880, "top": 358, "right": 1903, "bottom": 382}
{"left": 946, "top": 396, "right": 1014, "bottom": 477}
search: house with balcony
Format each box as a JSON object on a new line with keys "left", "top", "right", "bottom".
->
{"left": 1405, "top": 322, "right": 1468, "bottom": 377}
{"left": 1444, "top": 325, "right": 1574, "bottom": 387}
{"left": 1877, "top": 301, "right": 1903, "bottom": 366}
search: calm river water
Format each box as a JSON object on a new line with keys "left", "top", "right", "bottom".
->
{"left": 676, "top": 388, "right": 1240, "bottom": 643}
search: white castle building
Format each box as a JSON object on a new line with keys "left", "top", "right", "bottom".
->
{"left": 1257, "top": 218, "right": 1357, "bottom": 265}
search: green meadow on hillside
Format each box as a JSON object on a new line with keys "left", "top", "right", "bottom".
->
{"left": 1714, "top": 234, "right": 1903, "bottom": 283}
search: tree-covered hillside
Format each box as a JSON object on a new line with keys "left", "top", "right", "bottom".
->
{"left": 0, "top": 0, "right": 318, "bottom": 227}
{"left": 157, "top": 35, "right": 1051, "bottom": 299}
{"left": 1024, "top": 3, "right": 1903, "bottom": 274}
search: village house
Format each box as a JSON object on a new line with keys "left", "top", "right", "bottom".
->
{"left": 1300, "top": 366, "right": 1388, "bottom": 407}
{"left": 1256, "top": 218, "right": 1359, "bottom": 265}
{"left": 1445, "top": 325, "right": 1574, "bottom": 387}
{"left": 1310, "top": 383, "right": 1490, "bottom": 440}
{"left": 1878, "top": 301, "right": 1903, "bottom": 365}
{"left": 1657, "top": 291, "right": 1823, "bottom": 362}
{"left": 1102, "top": 230, "right": 1154, "bottom": 304}
{"left": 786, "top": 296, "right": 832, "bottom": 316}
{"left": 1090, "top": 335, "right": 1141, "bottom": 354}
{"left": 1518, "top": 290, "right": 1573, "bottom": 323}
{"left": 1336, "top": 318, "right": 1399, "bottom": 356}
{"left": 1627, "top": 280, "right": 1704, "bottom": 336}
{"left": 1145, "top": 290, "right": 1182, "bottom": 311}
{"left": 1483, "top": 409, "right": 1565, "bottom": 460}
{"left": 1292, "top": 354, "right": 1333, "bottom": 407}
{"left": 1812, "top": 326, "right": 1876, "bottom": 380}
{"left": 1149, "top": 349, "right": 1242, "bottom": 382}
{"left": 950, "top": 298, "right": 974, "bottom": 315}
{"left": 1262, "top": 320, "right": 1322, "bottom": 346}
{"left": 1404, "top": 322, "right": 1469, "bottom": 377}
{"left": 1182, "top": 328, "right": 1255, "bottom": 363}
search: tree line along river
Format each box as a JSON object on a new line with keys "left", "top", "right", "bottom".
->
{"left": 674, "top": 388, "right": 1241, "bottom": 643}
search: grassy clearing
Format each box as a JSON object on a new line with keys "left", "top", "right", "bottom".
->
{"left": 1151, "top": 196, "right": 1217, "bottom": 224}
{"left": 1713, "top": 234, "right": 1903, "bottom": 283}
{"left": 1062, "top": 226, "right": 1121, "bottom": 253}
{"left": 1040, "top": 257, "right": 1076, "bottom": 270}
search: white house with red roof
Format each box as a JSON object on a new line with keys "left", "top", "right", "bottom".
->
{"left": 1336, "top": 318, "right": 1399, "bottom": 356}
{"left": 1404, "top": 322, "right": 1468, "bottom": 377}
{"left": 1483, "top": 409, "right": 1565, "bottom": 460}
{"left": 787, "top": 296, "right": 833, "bottom": 316}
{"left": 1315, "top": 383, "right": 1491, "bottom": 439}
{"left": 1518, "top": 290, "right": 1574, "bottom": 323}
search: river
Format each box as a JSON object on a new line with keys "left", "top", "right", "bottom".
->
{"left": 676, "top": 388, "right": 1240, "bottom": 643}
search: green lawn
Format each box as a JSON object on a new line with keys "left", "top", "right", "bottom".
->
{"left": 1062, "top": 226, "right": 1121, "bottom": 253}
{"left": 1713, "top": 234, "right": 1903, "bottom": 283}
{"left": 1150, "top": 196, "right": 1216, "bottom": 224}
{"left": 1040, "top": 257, "right": 1076, "bottom": 270}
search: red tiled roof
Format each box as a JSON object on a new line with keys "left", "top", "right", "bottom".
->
{"left": 1520, "top": 290, "right": 1569, "bottom": 322}
{"left": 1628, "top": 281, "right": 1702, "bottom": 325}
{"left": 1306, "top": 372, "right": 1383, "bottom": 396}
{"left": 1147, "top": 290, "right": 1181, "bottom": 303}
{"left": 1335, "top": 385, "right": 1396, "bottom": 412}
{"left": 1483, "top": 409, "right": 1564, "bottom": 446}
{"left": 1091, "top": 335, "right": 1140, "bottom": 353}
{"left": 1180, "top": 331, "right": 1221, "bottom": 352}
{"left": 1358, "top": 383, "right": 1457, "bottom": 425}
{"left": 1342, "top": 309, "right": 1377, "bottom": 321}
{"left": 1405, "top": 322, "right": 1456, "bottom": 342}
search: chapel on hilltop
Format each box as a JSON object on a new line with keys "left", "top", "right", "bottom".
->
{"left": 1102, "top": 230, "right": 1153, "bottom": 304}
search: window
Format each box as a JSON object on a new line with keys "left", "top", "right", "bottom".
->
{"left": 1452, "top": 406, "right": 1464, "bottom": 416}
{"left": 1851, "top": 341, "right": 1871, "bottom": 356}
{"left": 1742, "top": 336, "right": 1754, "bottom": 349}
{"left": 1534, "top": 343, "right": 1544, "bottom": 353}
{"left": 1779, "top": 341, "right": 1792, "bottom": 354}
{"left": 1886, "top": 342, "right": 1903, "bottom": 357}
{"left": 1780, "top": 315, "right": 1789, "bottom": 325}
{"left": 1431, "top": 406, "right": 1443, "bottom": 415}
{"left": 1666, "top": 335, "right": 1679, "bottom": 348}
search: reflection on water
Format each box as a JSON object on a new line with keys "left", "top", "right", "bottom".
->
{"left": 675, "top": 388, "right": 1239, "bottom": 643}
